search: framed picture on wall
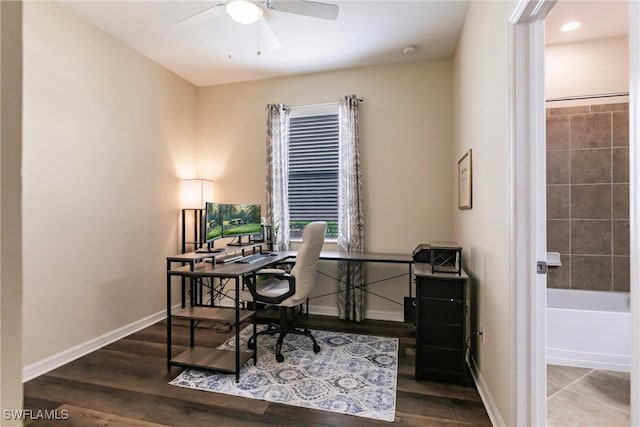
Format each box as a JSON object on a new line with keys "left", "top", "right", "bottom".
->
{"left": 458, "top": 149, "right": 472, "bottom": 210}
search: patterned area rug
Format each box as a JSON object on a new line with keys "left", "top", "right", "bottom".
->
{"left": 169, "top": 325, "right": 398, "bottom": 422}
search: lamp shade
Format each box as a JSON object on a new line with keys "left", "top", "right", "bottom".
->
{"left": 181, "top": 179, "right": 214, "bottom": 209}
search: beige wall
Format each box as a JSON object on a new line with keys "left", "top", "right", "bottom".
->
{"left": 17, "top": 5, "right": 521, "bottom": 422}
{"left": 546, "top": 36, "right": 629, "bottom": 101}
{"left": 453, "top": 1, "right": 515, "bottom": 425}
{"left": 22, "top": 2, "right": 197, "bottom": 367}
{"left": 197, "top": 60, "right": 455, "bottom": 317}
{"left": 1, "top": 0, "right": 24, "bottom": 421}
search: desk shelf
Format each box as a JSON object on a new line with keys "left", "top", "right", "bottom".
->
{"left": 166, "top": 252, "right": 256, "bottom": 382}
{"left": 166, "top": 248, "right": 286, "bottom": 382}
{"left": 167, "top": 262, "right": 214, "bottom": 276}
{"left": 167, "top": 299, "right": 255, "bottom": 380}
{"left": 170, "top": 346, "right": 253, "bottom": 373}
{"left": 172, "top": 306, "right": 253, "bottom": 323}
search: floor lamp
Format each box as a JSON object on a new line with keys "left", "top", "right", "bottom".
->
{"left": 180, "top": 179, "right": 214, "bottom": 253}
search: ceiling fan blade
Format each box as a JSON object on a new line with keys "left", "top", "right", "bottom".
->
{"left": 176, "top": 3, "right": 225, "bottom": 28}
{"left": 258, "top": 17, "right": 282, "bottom": 51}
{"left": 270, "top": 0, "right": 339, "bottom": 20}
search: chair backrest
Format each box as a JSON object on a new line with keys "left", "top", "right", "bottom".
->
{"left": 290, "top": 221, "right": 327, "bottom": 302}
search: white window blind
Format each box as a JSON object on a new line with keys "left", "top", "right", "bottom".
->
{"left": 288, "top": 108, "right": 339, "bottom": 238}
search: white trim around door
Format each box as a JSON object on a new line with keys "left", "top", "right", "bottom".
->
{"left": 628, "top": 1, "right": 639, "bottom": 425}
{"left": 509, "top": 1, "right": 555, "bottom": 425}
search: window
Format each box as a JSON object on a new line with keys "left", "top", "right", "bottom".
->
{"left": 287, "top": 105, "right": 339, "bottom": 239}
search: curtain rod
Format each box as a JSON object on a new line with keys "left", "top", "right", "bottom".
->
{"left": 287, "top": 96, "right": 364, "bottom": 109}
{"left": 546, "top": 92, "right": 629, "bottom": 102}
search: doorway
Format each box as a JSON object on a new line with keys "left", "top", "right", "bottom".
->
{"left": 510, "top": 0, "right": 639, "bottom": 425}
{"left": 544, "top": 2, "right": 632, "bottom": 425}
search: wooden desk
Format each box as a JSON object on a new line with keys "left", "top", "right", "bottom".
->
{"left": 318, "top": 251, "right": 413, "bottom": 264}
{"left": 166, "top": 249, "right": 414, "bottom": 380}
{"left": 166, "top": 250, "right": 290, "bottom": 381}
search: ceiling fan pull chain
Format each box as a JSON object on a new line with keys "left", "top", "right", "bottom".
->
{"left": 257, "top": 24, "right": 262, "bottom": 56}
{"left": 227, "top": 16, "right": 232, "bottom": 59}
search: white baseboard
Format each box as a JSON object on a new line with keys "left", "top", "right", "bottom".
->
{"left": 308, "top": 305, "right": 338, "bottom": 317}
{"left": 547, "top": 348, "right": 631, "bottom": 372}
{"left": 470, "top": 355, "right": 505, "bottom": 427}
{"left": 23, "top": 305, "right": 178, "bottom": 382}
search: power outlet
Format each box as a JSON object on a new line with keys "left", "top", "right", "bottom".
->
{"left": 474, "top": 324, "right": 484, "bottom": 344}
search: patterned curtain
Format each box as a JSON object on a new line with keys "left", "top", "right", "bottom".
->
{"left": 337, "top": 95, "right": 365, "bottom": 322}
{"left": 265, "top": 104, "right": 290, "bottom": 251}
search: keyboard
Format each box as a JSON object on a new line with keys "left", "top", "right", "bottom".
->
{"left": 221, "top": 255, "right": 243, "bottom": 263}
{"left": 235, "top": 254, "right": 265, "bottom": 264}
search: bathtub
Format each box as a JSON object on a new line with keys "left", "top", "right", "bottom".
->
{"left": 546, "top": 288, "right": 631, "bottom": 372}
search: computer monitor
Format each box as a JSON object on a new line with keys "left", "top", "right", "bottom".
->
{"left": 196, "top": 202, "right": 223, "bottom": 252}
{"left": 222, "top": 203, "right": 262, "bottom": 246}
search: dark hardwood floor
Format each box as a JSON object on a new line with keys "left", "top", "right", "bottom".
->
{"left": 23, "top": 315, "right": 491, "bottom": 426}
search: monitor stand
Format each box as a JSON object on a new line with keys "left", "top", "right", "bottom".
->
{"left": 195, "top": 243, "right": 225, "bottom": 253}
{"left": 226, "top": 236, "right": 251, "bottom": 247}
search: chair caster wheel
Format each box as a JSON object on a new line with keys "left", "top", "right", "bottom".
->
{"left": 313, "top": 344, "right": 321, "bottom": 353}
{"left": 276, "top": 354, "right": 284, "bottom": 363}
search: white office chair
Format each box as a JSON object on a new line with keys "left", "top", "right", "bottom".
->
{"left": 240, "top": 221, "right": 327, "bottom": 362}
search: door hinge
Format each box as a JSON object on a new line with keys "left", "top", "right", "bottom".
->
{"left": 537, "top": 261, "right": 548, "bottom": 275}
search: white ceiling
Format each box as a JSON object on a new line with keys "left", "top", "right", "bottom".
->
{"left": 59, "top": 0, "right": 470, "bottom": 87}
{"left": 545, "top": 0, "right": 628, "bottom": 46}
{"left": 57, "top": 0, "right": 630, "bottom": 88}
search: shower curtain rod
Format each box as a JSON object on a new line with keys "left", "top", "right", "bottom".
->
{"left": 546, "top": 92, "right": 629, "bottom": 102}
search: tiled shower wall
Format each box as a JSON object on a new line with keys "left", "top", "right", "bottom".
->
{"left": 546, "top": 102, "right": 629, "bottom": 292}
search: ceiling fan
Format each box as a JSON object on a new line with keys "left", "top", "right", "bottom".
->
{"left": 177, "top": 0, "right": 339, "bottom": 54}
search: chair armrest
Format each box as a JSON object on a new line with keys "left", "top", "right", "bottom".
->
{"left": 244, "top": 272, "right": 296, "bottom": 304}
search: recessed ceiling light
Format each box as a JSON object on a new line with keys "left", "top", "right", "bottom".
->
{"left": 560, "top": 21, "right": 581, "bottom": 32}
{"left": 402, "top": 46, "right": 417, "bottom": 55}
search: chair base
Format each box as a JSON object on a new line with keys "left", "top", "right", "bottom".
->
{"left": 248, "top": 306, "right": 320, "bottom": 362}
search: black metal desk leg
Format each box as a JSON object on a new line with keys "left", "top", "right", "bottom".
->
{"left": 190, "top": 276, "right": 195, "bottom": 347}
{"left": 166, "top": 263, "right": 172, "bottom": 371}
{"left": 409, "top": 263, "right": 413, "bottom": 299}
{"left": 250, "top": 275, "right": 257, "bottom": 365}
{"left": 235, "top": 276, "right": 240, "bottom": 382}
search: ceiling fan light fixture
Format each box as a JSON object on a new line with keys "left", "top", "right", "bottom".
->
{"left": 226, "top": 0, "right": 263, "bottom": 25}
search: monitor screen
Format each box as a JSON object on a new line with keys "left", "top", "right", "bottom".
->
{"left": 222, "top": 204, "right": 262, "bottom": 240}
{"left": 203, "top": 202, "right": 223, "bottom": 243}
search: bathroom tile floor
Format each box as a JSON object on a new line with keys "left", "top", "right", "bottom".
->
{"left": 547, "top": 364, "right": 630, "bottom": 426}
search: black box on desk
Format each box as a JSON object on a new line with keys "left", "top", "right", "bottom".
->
{"left": 430, "top": 243, "right": 462, "bottom": 275}
{"left": 412, "top": 244, "right": 431, "bottom": 263}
